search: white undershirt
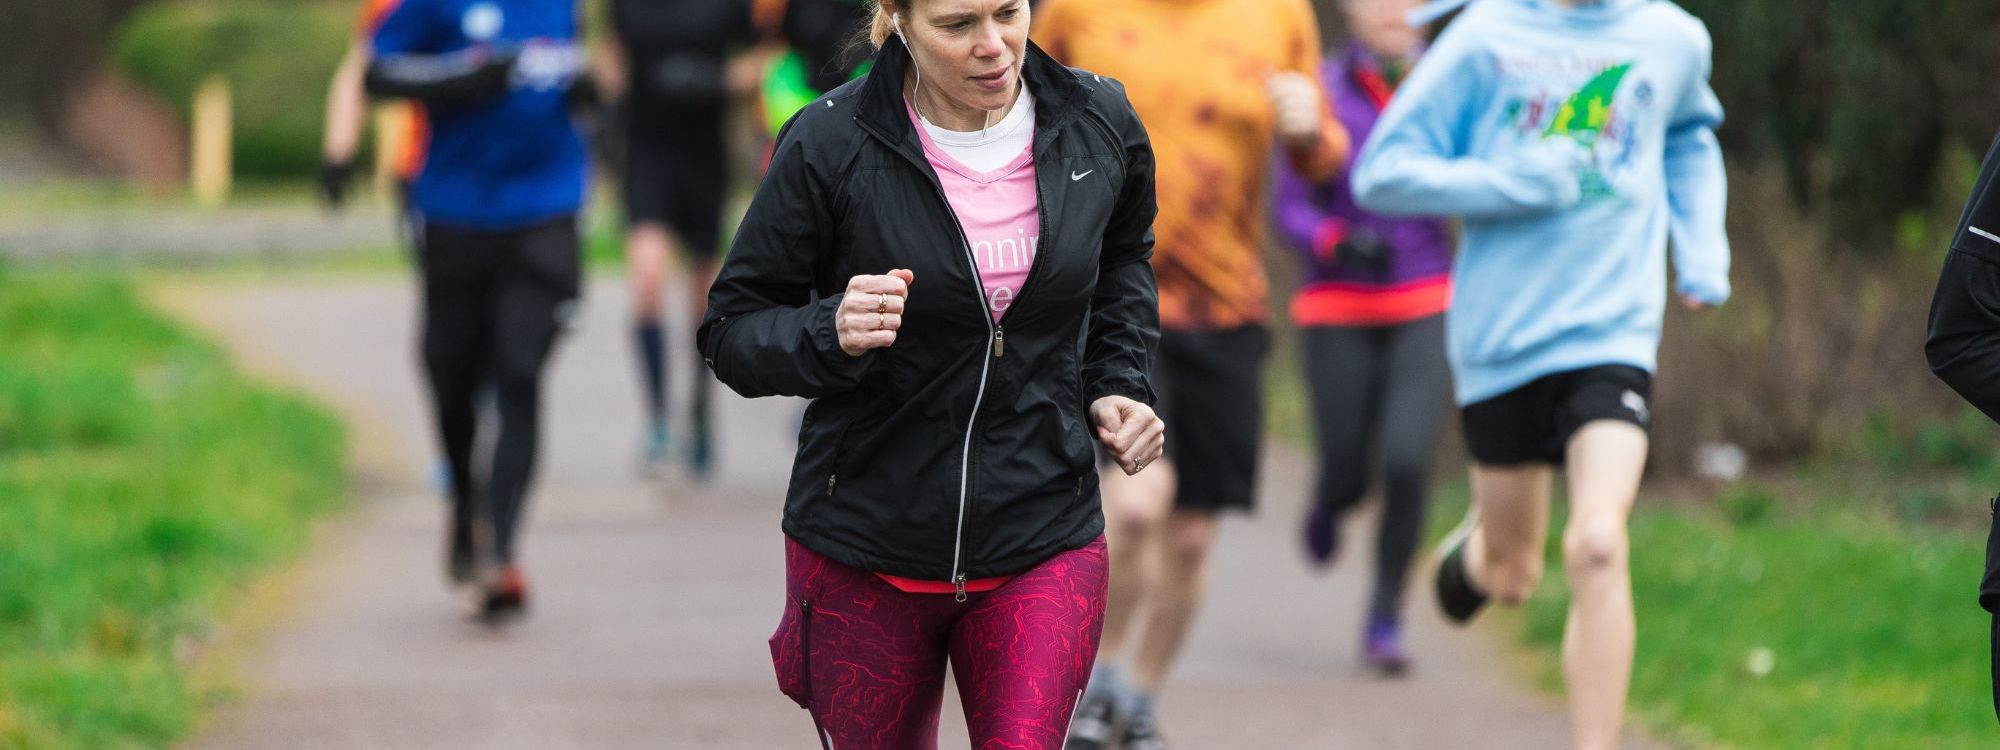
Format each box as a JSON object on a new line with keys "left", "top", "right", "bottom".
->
{"left": 916, "top": 85, "right": 1036, "bottom": 173}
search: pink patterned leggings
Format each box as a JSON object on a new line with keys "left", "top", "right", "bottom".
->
{"left": 769, "top": 535, "right": 1108, "bottom": 750}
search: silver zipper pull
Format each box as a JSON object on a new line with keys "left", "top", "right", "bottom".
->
{"left": 953, "top": 574, "right": 968, "bottom": 603}
{"left": 827, "top": 473, "right": 837, "bottom": 495}
{"left": 992, "top": 328, "right": 1005, "bottom": 358}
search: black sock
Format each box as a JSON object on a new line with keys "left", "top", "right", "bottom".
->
{"left": 635, "top": 321, "right": 667, "bottom": 428}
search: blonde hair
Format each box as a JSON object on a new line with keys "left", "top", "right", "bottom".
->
{"left": 867, "top": 0, "right": 904, "bottom": 50}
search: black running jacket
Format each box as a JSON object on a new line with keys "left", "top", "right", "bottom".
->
{"left": 698, "top": 38, "right": 1159, "bottom": 587}
{"left": 1925, "top": 129, "right": 2000, "bottom": 721}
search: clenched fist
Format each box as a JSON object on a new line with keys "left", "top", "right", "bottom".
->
{"left": 1267, "top": 71, "right": 1324, "bottom": 148}
{"left": 838, "top": 269, "right": 915, "bottom": 357}
{"left": 1091, "top": 395, "right": 1165, "bottom": 476}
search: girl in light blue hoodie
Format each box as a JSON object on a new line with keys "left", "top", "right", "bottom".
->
{"left": 1350, "top": 1, "right": 1727, "bottom": 747}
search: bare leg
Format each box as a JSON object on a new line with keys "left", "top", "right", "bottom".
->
{"left": 1462, "top": 463, "right": 1554, "bottom": 606}
{"left": 1127, "top": 508, "right": 1218, "bottom": 693}
{"left": 1096, "top": 460, "right": 1176, "bottom": 664}
{"left": 1560, "top": 421, "right": 1647, "bottom": 750}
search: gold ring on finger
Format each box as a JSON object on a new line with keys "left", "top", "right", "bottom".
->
{"left": 878, "top": 293, "right": 887, "bottom": 314}
{"left": 877, "top": 312, "right": 887, "bottom": 329}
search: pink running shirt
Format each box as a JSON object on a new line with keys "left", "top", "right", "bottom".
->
{"left": 908, "top": 88, "right": 1040, "bottom": 324}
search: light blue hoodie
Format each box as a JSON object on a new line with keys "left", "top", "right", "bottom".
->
{"left": 1351, "top": 0, "right": 1729, "bottom": 405}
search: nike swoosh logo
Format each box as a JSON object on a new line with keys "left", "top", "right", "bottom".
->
{"left": 1070, "top": 170, "right": 1093, "bottom": 181}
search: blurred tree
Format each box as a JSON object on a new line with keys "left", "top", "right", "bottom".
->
{"left": 1, "top": 0, "right": 152, "bottom": 126}
{"left": 1649, "top": 0, "right": 2000, "bottom": 248}
{"left": 113, "top": 1, "right": 353, "bottom": 177}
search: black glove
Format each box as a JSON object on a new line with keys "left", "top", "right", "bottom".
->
{"left": 319, "top": 159, "right": 354, "bottom": 211}
{"left": 1336, "top": 228, "right": 1392, "bottom": 279}
{"left": 566, "top": 72, "right": 601, "bottom": 113}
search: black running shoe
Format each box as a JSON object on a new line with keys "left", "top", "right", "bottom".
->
{"left": 1065, "top": 691, "right": 1117, "bottom": 750}
{"left": 476, "top": 564, "right": 529, "bottom": 625}
{"left": 1433, "top": 516, "right": 1488, "bottom": 625}
{"left": 1302, "top": 502, "right": 1341, "bottom": 568}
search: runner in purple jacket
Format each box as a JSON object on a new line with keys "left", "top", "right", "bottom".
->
{"left": 1270, "top": 0, "right": 1452, "bottom": 676}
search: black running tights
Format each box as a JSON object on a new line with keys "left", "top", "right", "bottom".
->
{"left": 418, "top": 216, "right": 580, "bottom": 564}
{"left": 1302, "top": 316, "right": 1449, "bottom": 622}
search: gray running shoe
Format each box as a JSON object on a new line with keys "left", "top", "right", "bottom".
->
{"left": 1120, "top": 702, "right": 1169, "bottom": 750}
{"left": 1064, "top": 690, "right": 1119, "bottom": 749}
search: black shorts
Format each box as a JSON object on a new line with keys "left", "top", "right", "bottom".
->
{"left": 1153, "top": 326, "right": 1270, "bottom": 512}
{"left": 1461, "top": 364, "right": 1652, "bottom": 466}
{"left": 622, "top": 104, "right": 728, "bottom": 259}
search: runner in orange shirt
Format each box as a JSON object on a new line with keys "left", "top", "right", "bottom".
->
{"left": 1035, "top": 1, "right": 1348, "bottom": 746}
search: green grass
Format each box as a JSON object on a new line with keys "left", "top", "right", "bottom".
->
{"left": 1504, "top": 498, "right": 1993, "bottom": 749}
{"left": 1263, "top": 327, "right": 1993, "bottom": 747}
{"left": 0, "top": 270, "right": 346, "bottom": 748}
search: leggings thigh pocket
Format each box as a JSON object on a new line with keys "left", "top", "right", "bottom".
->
{"left": 769, "top": 596, "right": 814, "bottom": 709}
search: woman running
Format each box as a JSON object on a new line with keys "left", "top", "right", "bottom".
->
{"left": 1272, "top": 0, "right": 1451, "bottom": 677}
{"left": 697, "top": 0, "right": 1163, "bottom": 745}
{"left": 1352, "top": 0, "right": 1729, "bottom": 747}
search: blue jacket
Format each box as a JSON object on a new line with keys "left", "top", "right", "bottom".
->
{"left": 372, "top": 0, "right": 587, "bottom": 229}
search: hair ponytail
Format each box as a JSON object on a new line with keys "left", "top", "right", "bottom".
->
{"left": 868, "top": 1, "right": 897, "bottom": 49}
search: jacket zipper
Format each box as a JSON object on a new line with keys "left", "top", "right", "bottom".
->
{"left": 941, "top": 183, "right": 996, "bottom": 604}
{"left": 853, "top": 112, "right": 1061, "bottom": 602}
{"left": 935, "top": 136, "right": 1061, "bottom": 601}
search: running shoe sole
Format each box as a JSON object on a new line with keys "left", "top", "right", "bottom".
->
{"left": 478, "top": 588, "right": 526, "bottom": 626}
{"left": 1363, "top": 648, "right": 1411, "bottom": 678}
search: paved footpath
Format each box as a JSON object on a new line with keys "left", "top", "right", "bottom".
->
{"left": 159, "top": 275, "right": 1671, "bottom": 749}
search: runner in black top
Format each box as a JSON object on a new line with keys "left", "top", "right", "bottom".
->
{"left": 1926, "top": 129, "right": 2000, "bottom": 722}
{"left": 366, "top": 0, "right": 591, "bottom": 622}
{"left": 606, "top": 0, "right": 764, "bottom": 479}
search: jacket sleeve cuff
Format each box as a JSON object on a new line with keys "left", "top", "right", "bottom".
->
{"left": 1086, "top": 382, "right": 1156, "bottom": 408}
{"left": 811, "top": 295, "right": 875, "bottom": 377}
{"left": 1675, "top": 277, "right": 1731, "bottom": 307}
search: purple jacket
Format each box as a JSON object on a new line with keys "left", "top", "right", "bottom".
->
{"left": 1275, "top": 47, "right": 1453, "bottom": 295}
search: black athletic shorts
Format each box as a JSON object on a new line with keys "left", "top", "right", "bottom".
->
{"left": 1152, "top": 326, "right": 1270, "bottom": 512}
{"left": 1460, "top": 364, "right": 1652, "bottom": 466}
{"left": 622, "top": 103, "right": 728, "bottom": 259}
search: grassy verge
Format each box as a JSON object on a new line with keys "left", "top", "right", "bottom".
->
{"left": 1264, "top": 322, "right": 1993, "bottom": 747}
{"left": 1507, "top": 497, "right": 1991, "bottom": 749}
{"left": 0, "top": 270, "right": 346, "bottom": 748}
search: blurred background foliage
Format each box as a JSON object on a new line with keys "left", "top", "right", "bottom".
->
{"left": 111, "top": 1, "right": 353, "bottom": 177}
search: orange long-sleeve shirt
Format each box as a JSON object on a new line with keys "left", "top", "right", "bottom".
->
{"left": 1035, "top": 0, "right": 1348, "bottom": 332}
